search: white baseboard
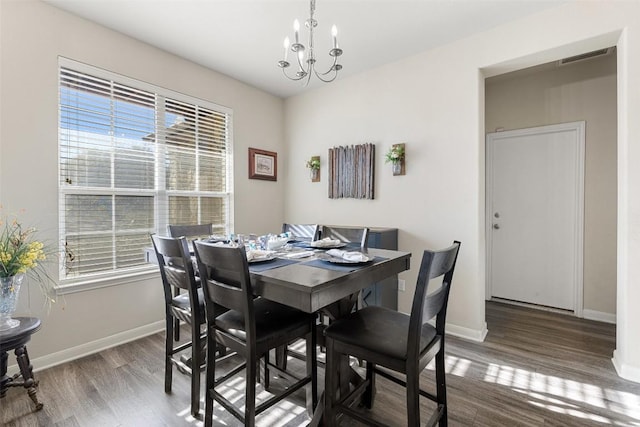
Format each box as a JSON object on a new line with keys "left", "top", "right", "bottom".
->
{"left": 612, "top": 350, "right": 640, "bottom": 383}
{"left": 446, "top": 321, "right": 488, "bottom": 342}
{"left": 8, "top": 320, "right": 164, "bottom": 375}
{"left": 582, "top": 309, "right": 616, "bottom": 324}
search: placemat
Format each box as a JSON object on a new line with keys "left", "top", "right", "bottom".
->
{"left": 248, "top": 257, "right": 299, "bottom": 272}
{"left": 301, "top": 256, "right": 387, "bottom": 273}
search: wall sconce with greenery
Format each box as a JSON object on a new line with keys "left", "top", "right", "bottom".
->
{"left": 385, "top": 143, "right": 405, "bottom": 176}
{"left": 306, "top": 156, "right": 321, "bottom": 182}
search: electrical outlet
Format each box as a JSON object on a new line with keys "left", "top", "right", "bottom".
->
{"left": 398, "top": 279, "right": 406, "bottom": 292}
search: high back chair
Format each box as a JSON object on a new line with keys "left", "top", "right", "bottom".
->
{"left": 320, "top": 226, "right": 369, "bottom": 250}
{"left": 320, "top": 226, "right": 370, "bottom": 311}
{"left": 167, "top": 223, "right": 213, "bottom": 341}
{"left": 150, "top": 234, "right": 207, "bottom": 418}
{"left": 193, "top": 241, "right": 317, "bottom": 427}
{"left": 167, "top": 223, "right": 213, "bottom": 240}
{"left": 324, "top": 241, "right": 461, "bottom": 427}
{"left": 282, "top": 223, "right": 320, "bottom": 241}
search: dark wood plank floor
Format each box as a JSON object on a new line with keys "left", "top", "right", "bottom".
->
{"left": 2, "top": 301, "right": 639, "bottom": 426}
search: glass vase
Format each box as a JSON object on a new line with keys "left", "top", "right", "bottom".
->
{"left": 0, "top": 273, "right": 25, "bottom": 331}
{"left": 392, "top": 161, "right": 402, "bottom": 175}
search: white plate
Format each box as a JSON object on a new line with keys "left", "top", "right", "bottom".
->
{"left": 308, "top": 242, "right": 347, "bottom": 249}
{"left": 323, "top": 254, "right": 373, "bottom": 265}
{"left": 248, "top": 254, "right": 277, "bottom": 263}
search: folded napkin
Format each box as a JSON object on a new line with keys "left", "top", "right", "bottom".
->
{"left": 285, "top": 250, "right": 315, "bottom": 259}
{"left": 326, "top": 249, "right": 369, "bottom": 262}
{"left": 266, "top": 236, "right": 289, "bottom": 250}
{"left": 311, "top": 238, "right": 343, "bottom": 248}
{"left": 246, "top": 249, "right": 276, "bottom": 262}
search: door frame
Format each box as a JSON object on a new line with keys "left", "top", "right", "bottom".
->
{"left": 485, "top": 121, "right": 585, "bottom": 316}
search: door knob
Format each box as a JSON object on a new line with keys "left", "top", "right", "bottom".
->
{"left": 493, "top": 224, "right": 500, "bottom": 230}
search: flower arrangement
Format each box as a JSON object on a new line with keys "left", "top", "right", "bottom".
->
{"left": 384, "top": 144, "right": 405, "bottom": 164}
{"left": 306, "top": 157, "right": 321, "bottom": 170}
{"left": 0, "top": 210, "right": 55, "bottom": 302}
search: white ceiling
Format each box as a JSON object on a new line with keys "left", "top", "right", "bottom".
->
{"left": 44, "top": 0, "right": 568, "bottom": 98}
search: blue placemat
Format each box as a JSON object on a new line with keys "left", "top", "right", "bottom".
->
{"left": 301, "top": 256, "right": 387, "bottom": 273}
{"left": 248, "top": 257, "right": 299, "bottom": 272}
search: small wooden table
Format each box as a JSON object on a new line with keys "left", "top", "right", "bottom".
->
{"left": 0, "top": 317, "right": 43, "bottom": 411}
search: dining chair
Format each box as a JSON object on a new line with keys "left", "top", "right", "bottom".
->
{"left": 167, "top": 223, "right": 213, "bottom": 342}
{"left": 320, "top": 226, "right": 370, "bottom": 311}
{"left": 150, "top": 234, "right": 208, "bottom": 418}
{"left": 282, "top": 223, "right": 320, "bottom": 241}
{"left": 320, "top": 225, "right": 369, "bottom": 250}
{"left": 324, "top": 241, "right": 461, "bottom": 427}
{"left": 167, "top": 223, "right": 213, "bottom": 240}
{"left": 193, "top": 241, "right": 318, "bottom": 427}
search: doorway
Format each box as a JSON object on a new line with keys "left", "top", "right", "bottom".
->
{"left": 484, "top": 52, "right": 618, "bottom": 322}
{"left": 486, "top": 122, "right": 585, "bottom": 312}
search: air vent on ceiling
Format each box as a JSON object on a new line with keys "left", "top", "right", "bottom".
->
{"left": 559, "top": 47, "right": 615, "bottom": 66}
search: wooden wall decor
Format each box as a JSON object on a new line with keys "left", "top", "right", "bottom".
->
{"left": 328, "top": 143, "right": 375, "bottom": 199}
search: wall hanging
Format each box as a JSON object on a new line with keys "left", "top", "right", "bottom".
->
{"left": 385, "top": 143, "right": 405, "bottom": 176}
{"left": 306, "top": 156, "right": 321, "bottom": 182}
{"left": 328, "top": 143, "right": 375, "bottom": 199}
{"left": 248, "top": 147, "right": 277, "bottom": 181}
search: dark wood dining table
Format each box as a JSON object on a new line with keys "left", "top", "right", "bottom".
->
{"left": 146, "top": 243, "right": 411, "bottom": 424}
{"left": 246, "top": 246, "right": 411, "bottom": 425}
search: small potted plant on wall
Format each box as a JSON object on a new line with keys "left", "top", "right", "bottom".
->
{"left": 385, "top": 144, "right": 405, "bottom": 175}
{"left": 306, "top": 156, "right": 321, "bottom": 182}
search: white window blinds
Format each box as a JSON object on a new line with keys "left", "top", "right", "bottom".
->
{"left": 59, "top": 60, "right": 233, "bottom": 282}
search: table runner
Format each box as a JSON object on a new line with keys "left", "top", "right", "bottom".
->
{"left": 248, "top": 257, "right": 299, "bottom": 272}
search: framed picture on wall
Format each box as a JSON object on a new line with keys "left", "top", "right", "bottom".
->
{"left": 249, "top": 147, "right": 277, "bottom": 181}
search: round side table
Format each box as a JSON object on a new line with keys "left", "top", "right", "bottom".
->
{"left": 0, "top": 317, "right": 43, "bottom": 410}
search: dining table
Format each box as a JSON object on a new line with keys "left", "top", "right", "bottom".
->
{"left": 245, "top": 242, "right": 411, "bottom": 425}
{"left": 146, "top": 238, "right": 412, "bottom": 424}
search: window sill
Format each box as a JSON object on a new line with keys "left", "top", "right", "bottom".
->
{"left": 55, "top": 267, "right": 159, "bottom": 295}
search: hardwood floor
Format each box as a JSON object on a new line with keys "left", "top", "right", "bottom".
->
{"left": 2, "top": 301, "right": 639, "bottom": 426}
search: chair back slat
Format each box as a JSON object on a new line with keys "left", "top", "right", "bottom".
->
{"left": 282, "top": 223, "right": 319, "bottom": 241}
{"left": 421, "top": 284, "right": 449, "bottom": 324}
{"left": 168, "top": 223, "right": 213, "bottom": 239}
{"left": 193, "top": 242, "right": 254, "bottom": 327}
{"left": 320, "top": 226, "right": 369, "bottom": 249}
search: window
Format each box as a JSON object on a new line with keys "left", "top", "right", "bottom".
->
{"left": 59, "top": 59, "right": 233, "bottom": 285}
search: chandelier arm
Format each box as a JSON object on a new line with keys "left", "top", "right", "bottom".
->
{"left": 313, "top": 68, "right": 338, "bottom": 83}
{"left": 282, "top": 67, "right": 308, "bottom": 82}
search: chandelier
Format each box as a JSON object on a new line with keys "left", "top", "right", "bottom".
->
{"left": 277, "top": 0, "right": 343, "bottom": 85}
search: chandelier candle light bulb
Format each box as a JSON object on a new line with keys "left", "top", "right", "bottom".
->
{"left": 283, "top": 37, "right": 290, "bottom": 62}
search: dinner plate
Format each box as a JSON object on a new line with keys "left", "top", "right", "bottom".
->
{"left": 307, "top": 242, "right": 347, "bottom": 249}
{"left": 248, "top": 254, "right": 277, "bottom": 263}
{"left": 322, "top": 254, "right": 373, "bottom": 265}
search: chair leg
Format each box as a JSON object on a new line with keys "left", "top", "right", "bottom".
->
{"left": 406, "top": 368, "right": 421, "bottom": 427}
{"left": 165, "top": 316, "right": 174, "bottom": 393}
{"left": 275, "top": 344, "right": 288, "bottom": 371}
{"left": 246, "top": 354, "right": 257, "bottom": 427}
{"left": 324, "top": 337, "right": 337, "bottom": 427}
{"left": 190, "top": 324, "right": 201, "bottom": 417}
{"left": 204, "top": 334, "right": 216, "bottom": 427}
{"left": 436, "top": 347, "right": 448, "bottom": 426}
{"left": 364, "top": 361, "right": 376, "bottom": 409}
{"left": 174, "top": 318, "right": 181, "bottom": 341}
{"left": 263, "top": 352, "right": 270, "bottom": 390}
{"left": 306, "top": 324, "right": 318, "bottom": 416}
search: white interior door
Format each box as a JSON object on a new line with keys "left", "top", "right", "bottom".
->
{"left": 486, "top": 122, "right": 584, "bottom": 312}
